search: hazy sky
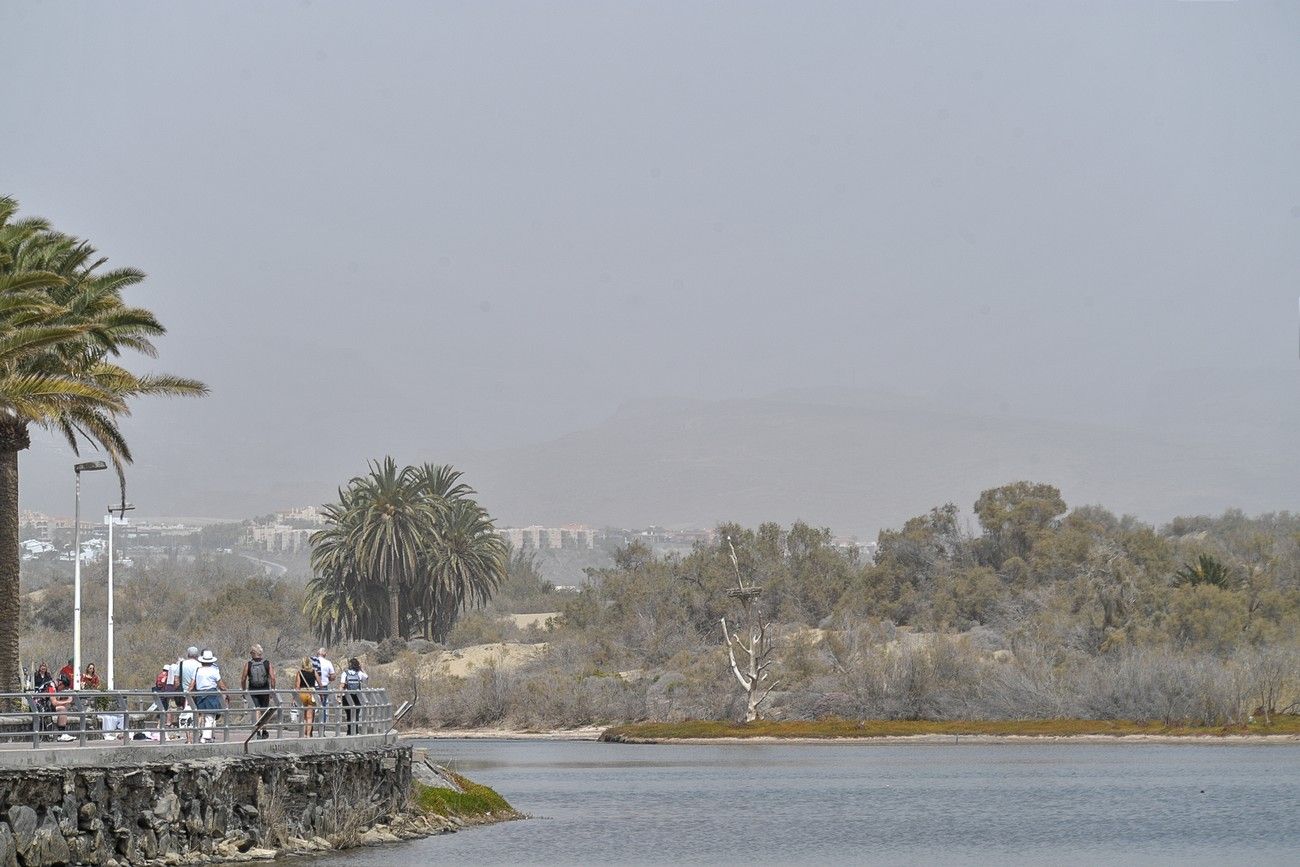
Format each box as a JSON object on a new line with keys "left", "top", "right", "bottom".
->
{"left": 3, "top": 2, "right": 1298, "bottom": 522}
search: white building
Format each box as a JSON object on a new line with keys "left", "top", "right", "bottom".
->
{"left": 497, "top": 525, "right": 596, "bottom": 551}
{"left": 248, "top": 524, "right": 313, "bottom": 554}
{"left": 277, "top": 506, "right": 326, "bottom": 526}
{"left": 20, "top": 539, "right": 54, "bottom": 560}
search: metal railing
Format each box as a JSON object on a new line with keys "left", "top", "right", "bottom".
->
{"left": 0, "top": 687, "right": 394, "bottom": 750}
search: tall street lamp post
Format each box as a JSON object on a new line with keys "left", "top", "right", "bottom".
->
{"left": 72, "top": 460, "right": 107, "bottom": 690}
{"left": 105, "top": 501, "right": 134, "bottom": 691}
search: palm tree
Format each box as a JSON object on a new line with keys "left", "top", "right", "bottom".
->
{"left": 411, "top": 462, "right": 474, "bottom": 505}
{"left": 0, "top": 196, "right": 207, "bottom": 691}
{"left": 311, "top": 458, "right": 439, "bottom": 640}
{"left": 418, "top": 499, "right": 507, "bottom": 641}
{"left": 306, "top": 459, "right": 506, "bottom": 643}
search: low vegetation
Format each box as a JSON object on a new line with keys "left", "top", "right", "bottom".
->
{"left": 384, "top": 484, "right": 1300, "bottom": 730}
{"left": 412, "top": 771, "right": 516, "bottom": 820}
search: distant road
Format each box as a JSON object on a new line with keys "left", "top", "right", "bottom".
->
{"left": 240, "top": 554, "right": 288, "bottom": 577}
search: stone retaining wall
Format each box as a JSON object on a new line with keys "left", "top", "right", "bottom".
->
{"left": 0, "top": 745, "right": 411, "bottom": 865}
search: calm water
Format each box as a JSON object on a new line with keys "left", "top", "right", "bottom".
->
{"left": 324, "top": 739, "right": 1300, "bottom": 866}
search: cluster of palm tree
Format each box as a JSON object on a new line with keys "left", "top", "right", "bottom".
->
{"left": 0, "top": 196, "right": 207, "bottom": 692}
{"left": 305, "top": 458, "right": 507, "bottom": 644}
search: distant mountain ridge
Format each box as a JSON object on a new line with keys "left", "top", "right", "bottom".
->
{"left": 453, "top": 390, "right": 1298, "bottom": 538}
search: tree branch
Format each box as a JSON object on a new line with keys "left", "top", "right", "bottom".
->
{"left": 721, "top": 618, "right": 752, "bottom": 690}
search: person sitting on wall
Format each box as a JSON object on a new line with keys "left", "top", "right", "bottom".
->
{"left": 50, "top": 674, "right": 76, "bottom": 741}
{"left": 81, "top": 662, "right": 101, "bottom": 690}
{"left": 31, "top": 662, "right": 55, "bottom": 721}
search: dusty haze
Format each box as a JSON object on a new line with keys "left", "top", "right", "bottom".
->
{"left": 2, "top": 2, "right": 1297, "bottom": 535}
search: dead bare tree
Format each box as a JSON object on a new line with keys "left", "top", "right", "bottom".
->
{"left": 720, "top": 538, "right": 779, "bottom": 722}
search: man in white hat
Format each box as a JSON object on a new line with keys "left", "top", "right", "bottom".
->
{"left": 189, "top": 649, "right": 228, "bottom": 744}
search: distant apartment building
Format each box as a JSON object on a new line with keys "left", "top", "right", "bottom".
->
{"left": 248, "top": 524, "right": 313, "bottom": 554}
{"left": 670, "top": 528, "right": 716, "bottom": 546}
{"left": 277, "top": 505, "right": 326, "bottom": 526}
{"left": 497, "top": 525, "right": 596, "bottom": 551}
{"left": 20, "top": 510, "right": 52, "bottom": 542}
{"left": 635, "top": 526, "right": 717, "bottom": 548}
{"left": 127, "top": 522, "right": 201, "bottom": 544}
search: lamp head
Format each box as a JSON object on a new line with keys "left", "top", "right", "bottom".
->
{"left": 74, "top": 461, "right": 107, "bottom": 473}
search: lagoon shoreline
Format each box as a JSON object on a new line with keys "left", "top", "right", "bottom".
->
{"left": 601, "top": 732, "right": 1300, "bottom": 745}
{"left": 403, "top": 726, "right": 605, "bottom": 741}
{"left": 401, "top": 727, "right": 1300, "bottom": 745}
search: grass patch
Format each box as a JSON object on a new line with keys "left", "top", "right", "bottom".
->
{"left": 413, "top": 770, "right": 516, "bottom": 819}
{"left": 601, "top": 714, "right": 1300, "bottom": 742}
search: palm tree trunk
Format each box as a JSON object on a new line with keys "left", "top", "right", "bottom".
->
{"left": 0, "top": 419, "right": 30, "bottom": 694}
{"left": 388, "top": 583, "right": 401, "bottom": 640}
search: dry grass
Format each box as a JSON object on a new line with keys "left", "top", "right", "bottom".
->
{"left": 601, "top": 714, "right": 1300, "bottom": 742}
{"left": 256, "top": 778, "right": 290, "bottom": 849}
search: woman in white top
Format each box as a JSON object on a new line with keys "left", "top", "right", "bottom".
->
{"left": 189, "top": 650, "right": 228, "bottom": 743}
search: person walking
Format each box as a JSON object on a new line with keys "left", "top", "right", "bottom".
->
{"left": 178, "top": 646, "right": 201, "bottom": 739}
{"left": 189, "top": 650, "right": 227, "bottom": 743}
{"left": 179, "top": 646, "right": 201, "bottom": 692}
{"left": 296, "top": 657, "right": 318, "bottom": 737}
{"left": 240, "top": 644, "right": 276, "bottom": 739}
{"left": 311, "top": 648, "right": 335, "bottom": 729}
{"left": 340, "top": 657, "right": 368, "bottom": 735}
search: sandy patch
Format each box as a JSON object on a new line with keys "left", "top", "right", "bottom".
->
{"left": 422, "top": 642, "right": 548, "bottom": 678}
{"left": 503, "top": 612, "right": 559, "bottom": 630}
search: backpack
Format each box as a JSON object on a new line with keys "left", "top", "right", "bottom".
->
{"left": 154, "top": 669, "right": 170, "bottom": 690}
{"left": 343, "top": 668, "right": 363, "bottom": 690}
{"left": 247, "top": 658, "right": 270, "bottom": 689}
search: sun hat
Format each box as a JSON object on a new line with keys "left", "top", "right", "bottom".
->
{"left": 198, "top": 650, "right": 217, "bottom": 664}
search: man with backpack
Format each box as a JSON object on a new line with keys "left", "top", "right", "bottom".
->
{"left": 240, "top": 644, "right": 276, "bottom": 740}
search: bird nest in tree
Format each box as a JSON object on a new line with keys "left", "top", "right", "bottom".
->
{"left": 726, "top": 586, "right": 763, "bottom": 601}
